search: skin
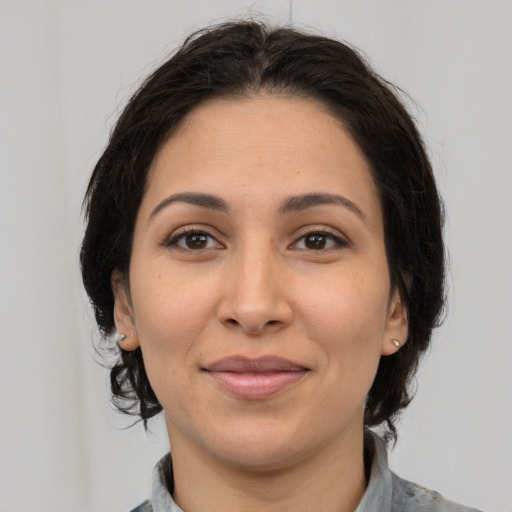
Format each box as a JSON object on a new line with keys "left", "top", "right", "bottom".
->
{"left": 113, "top": 95, "right": 408, "bottom": 512}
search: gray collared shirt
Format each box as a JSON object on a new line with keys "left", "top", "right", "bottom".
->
{"left": 129, "top": 433, "right": 482, "bottom": 512}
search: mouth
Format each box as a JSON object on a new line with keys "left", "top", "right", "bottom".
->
{"left": 202, "top": 356, "right": 310, "bottom": 400}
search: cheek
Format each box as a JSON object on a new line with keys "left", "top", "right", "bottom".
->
{"left": 298, "top": 268, "right": 389, "bottom": 360}
{"left": 130, "top": 269, "right": 218, "bottom": 365}
{"left": 129, "top": 274, "right": 214, "bottom": 413}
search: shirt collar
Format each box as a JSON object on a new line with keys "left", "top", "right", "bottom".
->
{"left": 355, "top": 431, "right": 393, "bottom": 512}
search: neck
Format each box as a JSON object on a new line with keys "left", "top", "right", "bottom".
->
{"left": 167, "top": 423, "right": 367, "bottom": 512}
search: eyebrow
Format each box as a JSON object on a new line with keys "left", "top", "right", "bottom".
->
{"left": 150, "top": 192, "right": 229, "bottom": 218}
{"left": 279, "top": 193, "right": 365, "bottom": 221}
{"left": 150, "top": 191, "right": 365, "bottom": 222}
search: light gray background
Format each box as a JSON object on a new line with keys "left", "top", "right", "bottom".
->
{"left": 1, "top": 1, "right": 510, "bottom": 511}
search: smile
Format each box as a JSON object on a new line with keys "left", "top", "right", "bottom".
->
{"left": 202, "top": 356, "right": 310, "bottom": 400}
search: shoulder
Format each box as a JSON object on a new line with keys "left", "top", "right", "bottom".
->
{"left": 362, "top": 431, "right": 483, "bottom": 512}
{"left": 391, "top": 473, "right": 483, "bottom": 512}
{"left": 128, "top": 499, "right": 153, "bottom": 512}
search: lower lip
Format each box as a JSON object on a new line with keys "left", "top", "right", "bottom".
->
{"left": 206, "top": 371, "right": 308, "bottom": 400}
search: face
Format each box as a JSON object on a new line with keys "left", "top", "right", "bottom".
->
{"left": 113, "top": 95, "right": 407, "bottom": 471}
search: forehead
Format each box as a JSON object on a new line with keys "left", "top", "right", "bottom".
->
{"left": 142, "top": 94, "right": 382, "bottom": 230}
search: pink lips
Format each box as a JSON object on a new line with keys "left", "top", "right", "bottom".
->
{"left": 203, "top": 357, "right": 309, "bottom": 400}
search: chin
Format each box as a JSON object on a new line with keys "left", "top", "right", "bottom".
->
{"left": 198, "top": 419, "right": 325, "bottom": 473}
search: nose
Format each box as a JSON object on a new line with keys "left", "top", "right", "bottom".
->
{"left": 217, "top": 242, "right": 293, "bottom": 336}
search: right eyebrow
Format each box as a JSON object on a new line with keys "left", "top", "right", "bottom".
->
{"left": 279, "top": 192, "right": 366, "bottom": 223}
{"left": 149, "top": 192, "right": 229, "bottom": 219}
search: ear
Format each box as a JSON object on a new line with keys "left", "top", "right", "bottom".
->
{"left": 381, "top": 289, "right": 408, "bottom": 356}
{"left": 111, "top": 271, "right": 140, "bottom": 351}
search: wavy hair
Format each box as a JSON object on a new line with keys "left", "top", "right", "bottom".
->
{"left": 81, "top": 20, "right": 445, "bottom": 440}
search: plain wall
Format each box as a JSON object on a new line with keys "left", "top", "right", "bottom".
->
{"left": 1, "top": 1, "right": 510, "bottom": 511}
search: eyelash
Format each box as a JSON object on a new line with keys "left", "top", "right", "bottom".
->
{"left": 291, "top": 230, "right": 349, "bottom": 251}
{"left": 165, "top": 227, "right": 349, "bottom": 252}
{"left": 165, "top": 227, "right": 222, "bottom": 251}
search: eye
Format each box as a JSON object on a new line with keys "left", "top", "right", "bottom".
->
{"left": 166, "top": 230, "right": 222, "bottom": 250}
{"left": 292, "top": 231, "right": 348, "bottom": 251}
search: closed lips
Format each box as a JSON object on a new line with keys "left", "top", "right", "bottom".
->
{"left": 203, "top": 356, "right": 309, "bottom": 373}
{"left": 203, "top": 357, "right": 310, "bottom": 400}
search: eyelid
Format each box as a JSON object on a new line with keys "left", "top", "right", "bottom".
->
{"left": 162, "top": 224, "right": 349, "bottom": 251}
{"left": 164, "top": 226, "right": 224, "bottom": 249}
{"left": 290, "top": 226, "right": 350, "bottom": 250}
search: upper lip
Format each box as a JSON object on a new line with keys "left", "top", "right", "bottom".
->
{"left": 203, "top": 356, "right": 309, "bottom": 373}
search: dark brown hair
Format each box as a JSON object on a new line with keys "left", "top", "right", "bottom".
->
{"left": 81, "top": 20, "right": 445, "bottom": 440}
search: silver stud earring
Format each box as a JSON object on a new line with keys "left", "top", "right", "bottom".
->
{"left": 116, "top": 333, "right": 127, "bottom": 346}
{"left": 391, "top": 339, "right": 400, "bottom": 348}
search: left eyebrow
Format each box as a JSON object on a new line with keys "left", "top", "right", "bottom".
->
{"left": 279, "top": 193, "right": 366, "bottom": 222}
{"left": 150, "top": 192, "right": 229, "bottom": 219}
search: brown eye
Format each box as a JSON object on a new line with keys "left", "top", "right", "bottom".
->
{"left": 184, "top": 233, "right": 209, "bottom": 249}
{"left": 167, "top": 230, "right": 221, "bottom": 250}
{"left": 304, "top": 234, "right": 328, "bottom": 250}
{"left": 292, "top": 231, "right": 348, "bottom": 251}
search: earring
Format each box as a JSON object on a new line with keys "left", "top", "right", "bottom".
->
{"left": 391, "top": 339, "right": 400, "bottom": 348}
{"left": 116, "top": 333, "right": 127, "bottom": 346}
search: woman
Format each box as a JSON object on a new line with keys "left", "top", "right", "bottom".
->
{"left": 81, "top": 21, "right": 482, "bottom": 512}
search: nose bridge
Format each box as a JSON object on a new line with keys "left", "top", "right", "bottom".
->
{"left": 238, "top": 237, "right": 274, "bottom": 300}
{"left": 220, "top": 233, "right": 291, "bottom": 333}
